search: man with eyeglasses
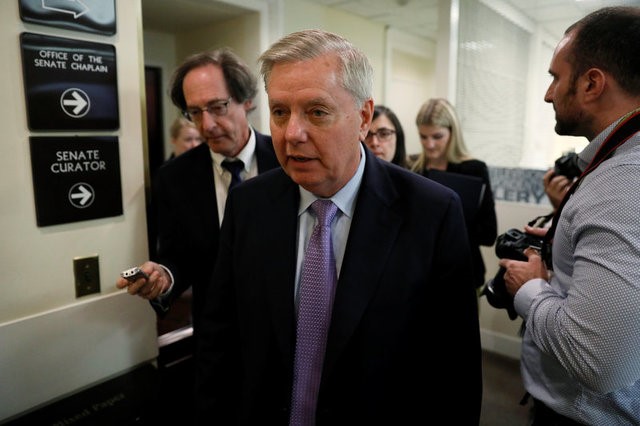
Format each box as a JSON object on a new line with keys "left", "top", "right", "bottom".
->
{"left": 116, "top": 48, "right": 279, "bottom": 338}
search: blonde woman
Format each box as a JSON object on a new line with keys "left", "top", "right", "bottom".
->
{"left": 410, "top": 98, "right": 497, "bottom": 289}
{"left": 168, "top": 115, "right": 203, "bottom": 160}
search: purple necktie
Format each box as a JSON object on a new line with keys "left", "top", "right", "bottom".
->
{"left": 290, "top": 199, "right": 339, "bottom": 426}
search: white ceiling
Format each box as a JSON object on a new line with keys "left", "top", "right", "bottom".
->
{"left": 141, "top": 0, "right": 250, "bottom": 33}
{"left": 142, "top": 0, "right": 640, "bottom": 41}
{"left": 314, "top": 0, "right": 640, "bottom": 40}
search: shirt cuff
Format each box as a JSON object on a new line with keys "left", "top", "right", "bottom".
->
{"left": 513, "top": 278, "right": 548, "bottom": 320}
{"left": 156, "top": 264, "right": 174, "bottom": 299}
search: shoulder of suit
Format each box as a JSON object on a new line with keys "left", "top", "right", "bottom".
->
{"left": 158, "top": 143, "right": 209, "bottom": 174}
{"left": 453, "top": 158, "right": 488, "bottom": 173}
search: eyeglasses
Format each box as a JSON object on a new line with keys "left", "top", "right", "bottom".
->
{"left": 365, "top": 128, "right": 396, "bottom": 142}
{"left": 183, "top": 97, "right": 232, "bottom": 123}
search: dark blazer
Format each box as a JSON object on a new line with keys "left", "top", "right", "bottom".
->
{"left": 419, "top": 159, "right": 498, "bottom": 288}
{"left": 196, "top": 148, "right": 482, "bottom": 425}
{"left": 150, "top": 131, "right": 279, "bottom": 333}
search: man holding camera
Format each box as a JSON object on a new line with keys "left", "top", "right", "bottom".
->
{"left": 542, "top": 151, "right": 584, "bottom": 212}
{"left": 499, "top": 6, "right": 640, "bottom": 425}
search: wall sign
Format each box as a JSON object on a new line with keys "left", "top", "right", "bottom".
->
{"left": 29, "top": 136, "right": 123, "bottom": 227}
{"left": 489, "top": 167, "right": 550, "bottom": 205}
{"left": 19, "top": 0, "right": 116, "bottom": 35}
{"left": 20, "top": 32, "right": 119, "bottom": 131}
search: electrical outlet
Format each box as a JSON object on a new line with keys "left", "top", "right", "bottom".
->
{"left": 73, "top": 255, "right": 100, "bottom": 297}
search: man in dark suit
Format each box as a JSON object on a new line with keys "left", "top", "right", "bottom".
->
{"left": 116, "top": 48, "right": 279, "bottom": 335}
{"left": 195, "top": 30, "right": 482, "bottom": 425}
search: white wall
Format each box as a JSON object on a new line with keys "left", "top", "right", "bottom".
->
{"left": 143, "top": 29, "right": 178, "bottom": 161}
{"left": 283, "top": 0, "right": 387, "bottom": 103}
{"left": 385, "top": 29, "right": 435, "bottom": 156}
{"left": 0, "top": 0, "right": 157, "bottom": 421}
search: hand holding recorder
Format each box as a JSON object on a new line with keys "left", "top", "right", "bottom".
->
{"left": 115, "top": 261, "right": 172, "bottom": 301}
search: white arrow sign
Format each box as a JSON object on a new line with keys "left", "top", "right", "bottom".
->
{"left": 60, "top": 88, "right": 90, "bottom": 118}
{"left": 42, "top": 0, "right": 90, "bottom": 19}
{"left": 69, "top": 183, "right": 95, "bottom": 208}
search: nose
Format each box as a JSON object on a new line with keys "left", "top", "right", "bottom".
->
{"left": 367, "top": 135, "right": 380, "bottom": 147}
{"left": 199, "top": 111, "right": 219, "bottom": 132}
{"left": 544, "top": 85, "right": 553, "bottom": 103}
{"left": 283, "top": 113, "right": 307, "bottom": 143}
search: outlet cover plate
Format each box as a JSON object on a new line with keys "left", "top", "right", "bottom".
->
{"left": 74, "top": 255, "right": 100, "bottom": 297}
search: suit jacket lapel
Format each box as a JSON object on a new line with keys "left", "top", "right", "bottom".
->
{"left": 254, "top": 132, "right": 280, "bottom": 173}
{"left": 191, "top": 144, "right": 219, "bottom": 239}
{"left": 325, "top": 151, "right": 403, "bottom": 372}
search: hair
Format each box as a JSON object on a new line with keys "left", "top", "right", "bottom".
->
{"left": 169, "top": 115, "right": 197, "bottom": 139}
{"left": 411, "top": 98, "right": 470, "bottom": 172}
{"left": 258, "top": 29, "right": 373, "bottom": 106}
{"left": 372, "top": 105, "right": 407, "bottom": 167}
{"left": 168, "top": 47, "right": 258, "bottom": 112}
{"left": 565, "top": 6, "right": 640, "bottom": 96}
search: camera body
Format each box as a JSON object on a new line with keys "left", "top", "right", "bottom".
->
{"left": 483, "top": 229, "right": 545, "bottom": 320}
{"left": 495, "top": 228, "right": 544, "bottom": 261}
{"left": 553, "top": 151, "right": 581, "bottom": 180}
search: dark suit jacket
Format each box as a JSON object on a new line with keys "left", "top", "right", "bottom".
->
{"left": 150, "top": 131, "right": 279, "bottom": 333}
{"left": 417, "top": 159, "right": 498, "bottom": 288}
{"left": 196, "top": 148, "right": 482, "bottom": 425}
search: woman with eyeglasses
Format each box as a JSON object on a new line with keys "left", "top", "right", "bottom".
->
{"left": 410, "top": 98, "right": 497, "bottom": 291}
{"left": 364, "top": 105, "right": 408, "bottom": 168}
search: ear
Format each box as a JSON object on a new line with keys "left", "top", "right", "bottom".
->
{"left": 582, "top": 68, "right": 606, "bottom": 101}
{"left": 358, "top": 98, "right": 374, "bottom": 141}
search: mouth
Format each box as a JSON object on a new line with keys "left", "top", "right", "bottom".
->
{"left": 204, "top": 131, "right": 226, "bottom": 141}
{"left": 289, "top": 155, "right": 313, "bottom": 162}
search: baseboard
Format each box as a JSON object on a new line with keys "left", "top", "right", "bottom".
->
{"left": 1, "top": 363, "right": 158, "bottom": 426}
{"left": 480, "top": 328, "right": 522, "bottom": 360}
{"left": 0, "top": 292, "right": 158, "bottom": 422}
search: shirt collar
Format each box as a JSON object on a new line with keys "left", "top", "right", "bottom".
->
{"left": 298, "top": 143, "right": 366, "bottom": 219}
{"left": 210, "top": 127, "right": 256, "bottom": 173}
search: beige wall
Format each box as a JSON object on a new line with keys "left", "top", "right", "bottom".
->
{"left": 479, "top": 201, "right": 552, "bottom": 358}
{"left": 143, "top": 29, "right": 178, "bottom": 161}
{"left": 389, "top": 49, "right": 435, "bottom": 155}
{"left": 283, "top": 0, "right": 387, "bottom": 103}
{"left": 0, "top": 2, "right": 151, "bottom": 320}
{"left": 0, "top": 0, "right": 156, "bottom": 421}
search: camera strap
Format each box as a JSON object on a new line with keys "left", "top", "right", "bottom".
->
{"left": 543, "top": 108, "right": 640, "bottom": 266}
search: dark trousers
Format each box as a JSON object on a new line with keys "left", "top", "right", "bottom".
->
{"left": 532, "top": 399, "right": 584, "bottom": 426}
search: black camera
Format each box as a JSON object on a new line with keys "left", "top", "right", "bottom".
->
{"left": 553, "top": 151, "right": 581, "bottom": 180}
{"left": 482, "top": 229, "right": 545, "bottom": 320}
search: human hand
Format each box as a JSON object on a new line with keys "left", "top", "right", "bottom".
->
{"left": 499, "top": 248, "right": 548, "bottom": 296}
{"left": 523, "top": 225, "right": 548, "bottom": 237}
{"left": 543, "top": 168, "right": 571, "bottom": 210}
{"left": 115, "top": 261, "right": 171, "bottom": 300}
